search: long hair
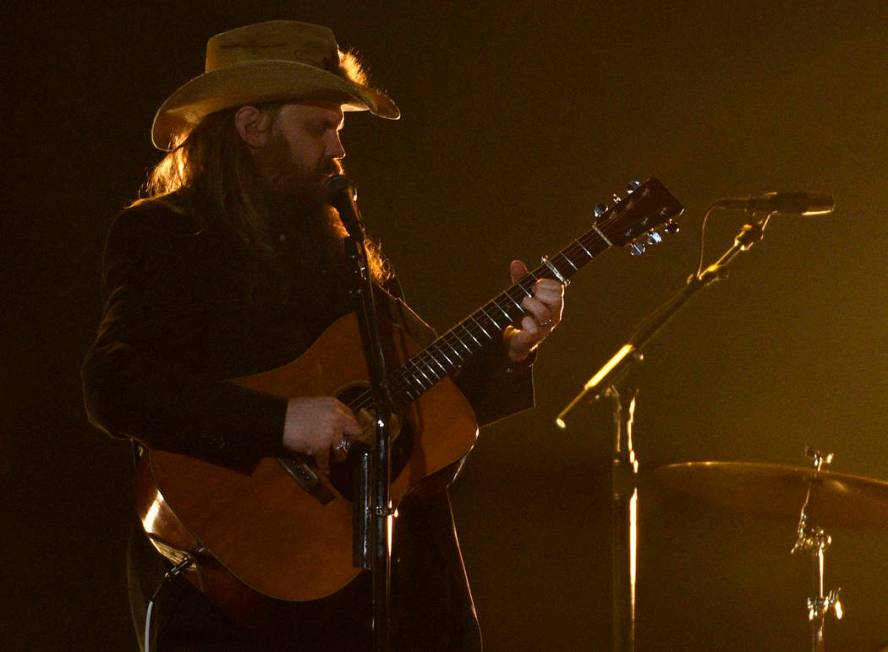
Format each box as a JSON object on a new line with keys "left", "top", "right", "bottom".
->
{"left": 138, "top": 104, "right": 391, "bottom": 284}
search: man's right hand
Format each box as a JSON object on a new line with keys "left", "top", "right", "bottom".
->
{"left": 283, "top": 397, "right": 362, "bottom": 471}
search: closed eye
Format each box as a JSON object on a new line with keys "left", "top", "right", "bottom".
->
{"left": 311, "top": 120, "right": 344, "bottom": 136}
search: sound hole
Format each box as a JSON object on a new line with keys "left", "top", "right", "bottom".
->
{"left": 326, "top": 383, "right": 414, "bottom": 501}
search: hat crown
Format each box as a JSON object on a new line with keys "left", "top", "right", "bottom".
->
{"left": 206, "top": 21, "right": 340, "bottom": 75}
{"left": 152, "top": 20, "right": 398, "bottom": 151}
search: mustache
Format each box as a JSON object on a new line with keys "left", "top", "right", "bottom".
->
{"left": 318, "top": 158, "right": 343, "bottom": 177}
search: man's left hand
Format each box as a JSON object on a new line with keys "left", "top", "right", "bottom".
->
{"left": 504, "top": 259, "right": 565, "bottom": 363}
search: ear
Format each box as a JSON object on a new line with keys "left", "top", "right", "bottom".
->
{"left": 234, "top": 106, "right": 273, "bottom": 148}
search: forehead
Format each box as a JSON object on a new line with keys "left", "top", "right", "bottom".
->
{"left": 278, "top": 101, "right": 345, "bottom": 126}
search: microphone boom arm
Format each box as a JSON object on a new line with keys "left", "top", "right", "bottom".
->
{"left": 556, "top": 211, "right": 773, "bottom": 427}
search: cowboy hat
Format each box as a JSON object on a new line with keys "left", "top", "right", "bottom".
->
{"left": 151, "top": 20, "right": 399, "bottom": 150}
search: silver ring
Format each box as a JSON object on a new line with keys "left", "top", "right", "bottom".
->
{"left": 334, "top": 439, "right": 351, "bottom": 453}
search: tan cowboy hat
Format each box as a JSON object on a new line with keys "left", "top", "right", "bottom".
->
{"left": 151, "top": 20, "right": 400, "bottom": 150}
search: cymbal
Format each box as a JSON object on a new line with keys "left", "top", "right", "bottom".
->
{"left": 655, "top": 461, "right": 888, "bottom": 530}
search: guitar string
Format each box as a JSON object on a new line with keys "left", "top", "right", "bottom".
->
{"left": 346, "top": 237, "right": 606, "bottom": 414}
{"left": 384, "top": 211, "right": 637, "bottom": 399}
{"left": 349, "top": 218, "right": 625, "bottom": 411}
{"left": 346, "top": 258, "right": 563, "bottom": 413}
{"left": 391, "top": 238, "right": 600, "bottom": 382}
{"left": 343, "top": 200, "right": 647, "bottom": 415}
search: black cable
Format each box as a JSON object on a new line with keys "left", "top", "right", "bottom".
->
{"left": 696, "top": 205, "right": 718, "bottom": 277}
{"left": 143, "top": 555, "right": 193, "bottom": 652}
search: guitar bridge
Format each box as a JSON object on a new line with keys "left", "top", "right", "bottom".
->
{"left": 277, "top": 457, "right": 335, "bottom": 505}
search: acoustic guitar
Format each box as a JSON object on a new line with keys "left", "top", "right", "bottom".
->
{"left": 134, "top": 178, "right": 683, "bottom": 611}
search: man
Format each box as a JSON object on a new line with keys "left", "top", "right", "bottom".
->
{"left": 83, "top": 20, "right": 564, "bottom": 651}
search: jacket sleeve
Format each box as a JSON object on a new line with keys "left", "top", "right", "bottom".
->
{"left": 451, "top": 338, "right": 536, "bottom": 428}
{"left": 81, "top": 204, "right": 287, "bottom": 470}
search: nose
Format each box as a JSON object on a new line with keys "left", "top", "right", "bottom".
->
{"left": 328, "top": 132, "right": 346, "bottom": 160}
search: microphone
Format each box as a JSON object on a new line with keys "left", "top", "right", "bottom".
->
{"left": 714, "top": 192, "right": 835, "bottom": 216}
{"left": 325, "top": 175, "right": 363, "bottom": 237}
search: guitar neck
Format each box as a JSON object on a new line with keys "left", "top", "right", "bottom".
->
{"left": 382, "top": 176, "right": 683, "bottom": 407}
{"left": 386, "top": 225, "right": 611, "bottom": 405}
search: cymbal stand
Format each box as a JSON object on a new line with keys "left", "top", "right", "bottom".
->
{"left": 790, "top": 448, "right": 843, "bottom": 652}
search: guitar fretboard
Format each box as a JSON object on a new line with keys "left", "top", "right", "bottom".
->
{"left": 386, "top": 224, "right": 614, "bottom": 405}
{"left": 343, "top": 178, "right": 682, "bottom": 415}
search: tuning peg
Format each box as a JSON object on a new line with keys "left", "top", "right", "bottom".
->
{"left": 664, "top": 219, "right": 680, "bottom": 234}
{"left": 628, "top": 241, "right": 646, "bottom": 256}
{"left": 627, "top": 180, "right": 642, "bottom": 191}
{"left": 593, "top": 203, "right": 606, "bottom": 218}
{"left": 612, "top": 193, "right": 622, "bottom": 204}
{"left": 646, "top": 231, "right": 663, "bottom": 246}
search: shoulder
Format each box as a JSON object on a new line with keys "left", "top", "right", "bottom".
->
{"left": 104, "top": 190, "right": 216, "bottom": 261}
{"left": 110, "top": 191, "right": 204, "bottom": 241}
{"left": 100, "top": 192, "right": 219, "bottom": 286}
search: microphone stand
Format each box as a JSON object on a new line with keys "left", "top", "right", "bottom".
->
{"left": 556, "top": 211, "right": 775, "bottom": 651}
{"left": 339, "top": 208, "right": 394, "bottom": 652}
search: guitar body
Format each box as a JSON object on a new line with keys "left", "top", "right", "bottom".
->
{"left": 137, "top": 311, "right": 479, "bottom": 604}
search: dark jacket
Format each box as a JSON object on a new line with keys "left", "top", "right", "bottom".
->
{"left": 82, "top": 194, "right": 535, "bottom": 650}
{"left": 82, "top": 196, "right": 534, "bottom": 469}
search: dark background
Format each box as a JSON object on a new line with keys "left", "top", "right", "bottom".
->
{"left": 3, "top": 1, "right": 887, "bottom": 649}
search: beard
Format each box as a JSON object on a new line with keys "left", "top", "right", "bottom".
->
{"left": 252, "top": 129, "right": 343, "bottom": 222}
{"left": 249, "top": 129, "right": 390, "bottom": 291}
{"left": 251, "top": 131, "right": 350, "bottom": 288}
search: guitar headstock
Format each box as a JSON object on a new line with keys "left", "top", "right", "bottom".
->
{"left": 596, "top": 178, "right": 684, "bottom": 255}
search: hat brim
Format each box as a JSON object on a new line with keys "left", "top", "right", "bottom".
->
{"left": 151, "top": 59, "right": 399, "bottom": 150}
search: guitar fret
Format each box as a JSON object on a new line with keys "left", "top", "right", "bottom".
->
{"left": 541, "top": 256, "right": 568, "bottom": 285}
{"left": 433, "top": 343, "right": 455, "bottom": 367}
{"left": 505, "top": 293, "right": 524, "bottom": 311}
{"left": 425, "top": 349, "right": 450, "bottom": 374}
{"left": 460, "top": 324, "right": 482, "bottom": 347}
{"left": 517, "top": 283, "right": 533, "bottom": 298}
{"left": 424, "top": 367, "right": 441, "bottom": 385}
{"left": 443, "top": 338, "right": 465, "bottom": 360}
{"left": 420, "top": 352, "right": 442, "bottom": 378}
{"left": 469, "top": 315, "right": 492, "bottom": 339}
{"left": 409, "top": 376, "right": 429, "bottom": 393}
{"left": 493, "top": 300, "right": 512, "bottom": 321}
{"left": 591, "top": 225, "right": 613, "bottom": 247}
{"left": 393, "top": 376, "right": 414, "bottom": 399}
{"left": 481, "top": 307, "right": 502, "bottom": 330}
{"left": 405, "top": 365, "right": 429, "bottom": 391}
{"left": 560, "top": 253, "right": 578, "bottom": 271}
{"left": 567, "top": 243, "right": 588, "bottom": 261}
{"left": 450, "top": 329, "right": 474, "bottom": 354}
{"left": 411, "top": 359, "right": 434, "bottom": 386}
{"left": 574, "top": 239, "right": 593, "bottom": 257}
